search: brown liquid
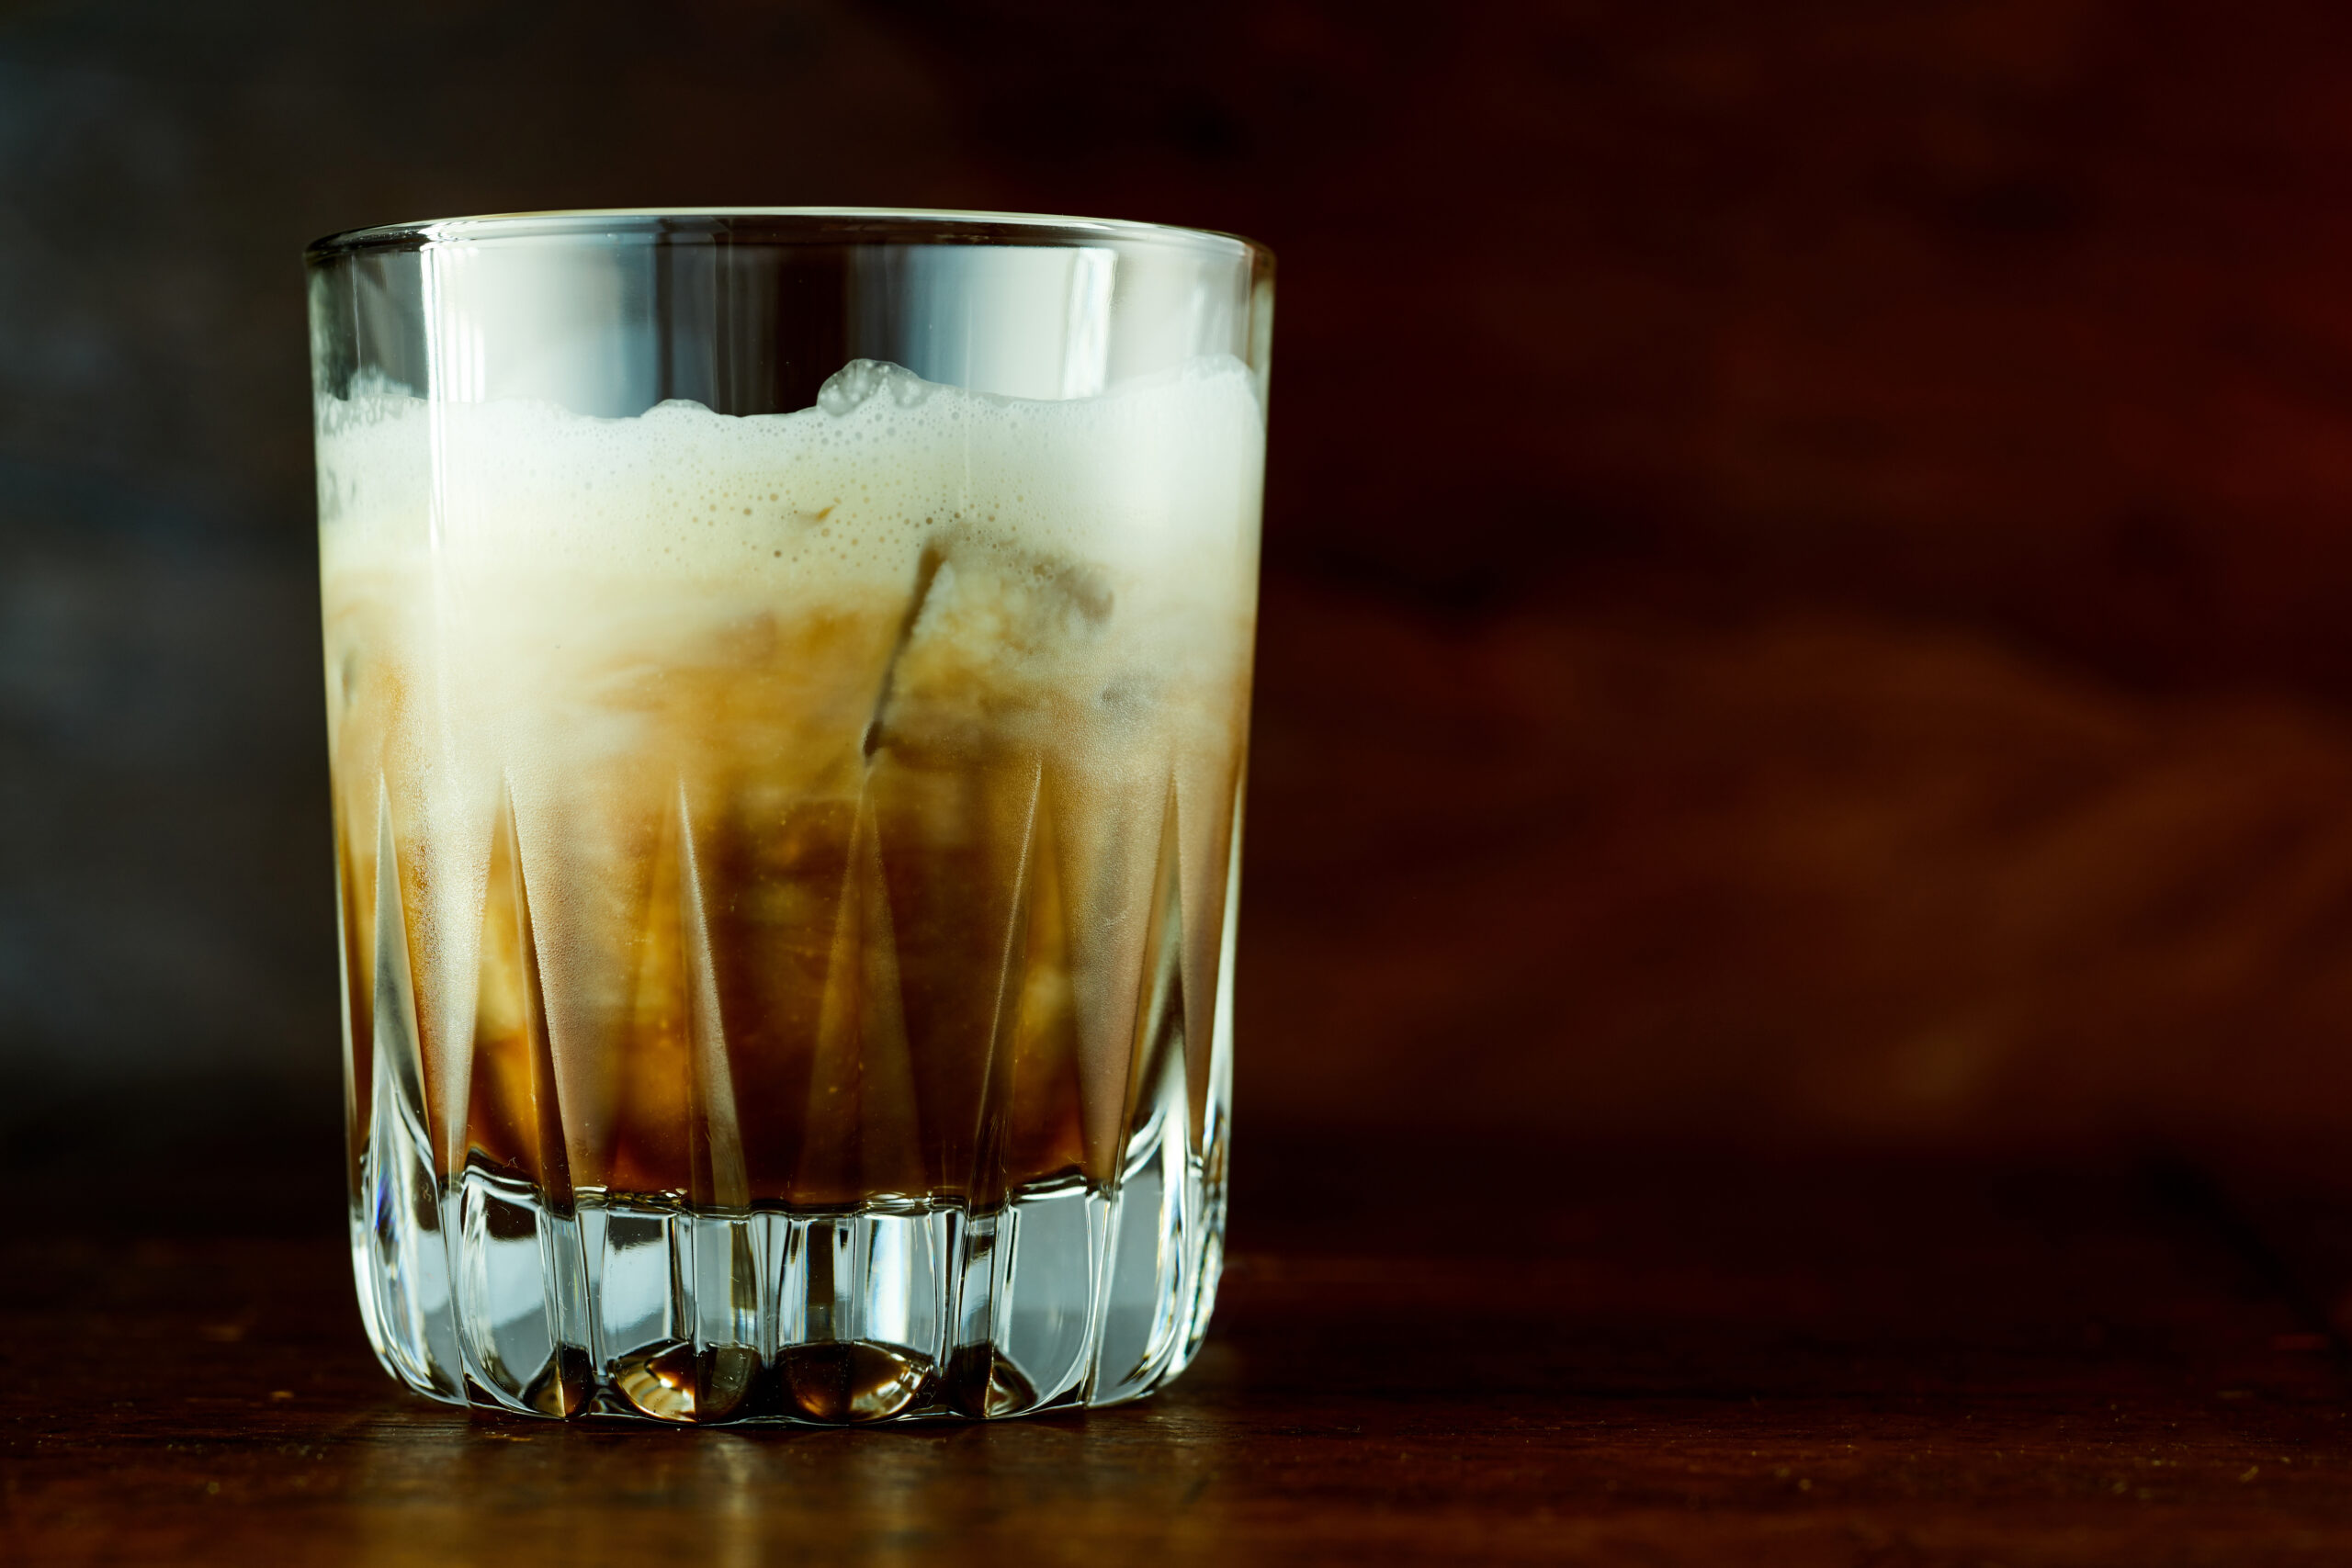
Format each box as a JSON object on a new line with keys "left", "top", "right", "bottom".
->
{"left": 325, "top": 530, "right": 1252, "bottom": 1212}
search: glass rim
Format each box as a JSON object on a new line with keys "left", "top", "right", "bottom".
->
{"left": 305, "top": 206, "right": 1270, "bottom": 266}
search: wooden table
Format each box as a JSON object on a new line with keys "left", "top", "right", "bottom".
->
{"left": 9, "top": 1142, "right": 2352, "bottom": 1564}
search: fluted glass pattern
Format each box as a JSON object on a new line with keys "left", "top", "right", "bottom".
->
{"left": 344, "top": 767, "right": 1237, "bottom": 1422}
{"left": 309, "top": 210, "right": 1267, "bottom": 1425}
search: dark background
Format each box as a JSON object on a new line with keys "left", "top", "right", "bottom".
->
{"left": 9, "top": 0, "right": 2352, "bottom": 1205}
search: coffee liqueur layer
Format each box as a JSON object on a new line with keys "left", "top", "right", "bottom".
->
{"left": 320, "top": 357, "right": 1263, "bottom": 1211}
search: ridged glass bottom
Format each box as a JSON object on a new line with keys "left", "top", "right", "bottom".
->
{"left": 349, "top": 1084, "right": 1226, "bottom": 1424}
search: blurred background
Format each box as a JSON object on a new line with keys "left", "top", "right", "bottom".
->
{"left": 9, "top": 0, "right": 2352, "bottom": 1216}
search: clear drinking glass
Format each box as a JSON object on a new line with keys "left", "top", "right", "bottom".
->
{"left": 304, "top": 209, "right": 1271, "bottom": 1424}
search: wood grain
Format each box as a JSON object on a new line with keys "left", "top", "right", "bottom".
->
{"left": 10, "top": 1145, "right": 2352, "bottom": 1564}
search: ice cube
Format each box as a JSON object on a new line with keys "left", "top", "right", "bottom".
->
{"left": 816, "top": 359, "right": 935, "bottom": 416}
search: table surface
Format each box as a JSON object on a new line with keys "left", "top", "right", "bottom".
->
{"left": 11, "top": 1143, "right": 2352, "bottom": 1565}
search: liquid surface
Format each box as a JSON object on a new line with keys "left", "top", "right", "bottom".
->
{"left": 320, "top": 357, "right": 1263, "bottom": 1207}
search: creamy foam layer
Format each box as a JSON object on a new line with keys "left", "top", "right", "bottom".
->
{"left": 321, "top": 355, "right": 1265, "bottom": 788}
{"left": 319, "top": 355, "right": 1263, "bottom": 592}
{"left": 321, "top": 357, "right": 1263, "bottom": 1190}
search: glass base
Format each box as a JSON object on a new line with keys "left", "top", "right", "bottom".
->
{"left": 349, "top": 1086, "right": 1224, "bottom": 1425}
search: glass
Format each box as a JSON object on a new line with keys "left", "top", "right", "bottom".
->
{"left": 305, "top": 209, "right": 1271, "bottom": 1424}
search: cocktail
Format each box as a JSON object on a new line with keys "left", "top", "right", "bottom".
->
{"left": 306, "top": 209, "right": 1270, "bottom": 1423}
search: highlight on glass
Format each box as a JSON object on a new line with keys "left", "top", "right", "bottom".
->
{"left": 306, "top": 209, "right": 1272, "bottom": 1424}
